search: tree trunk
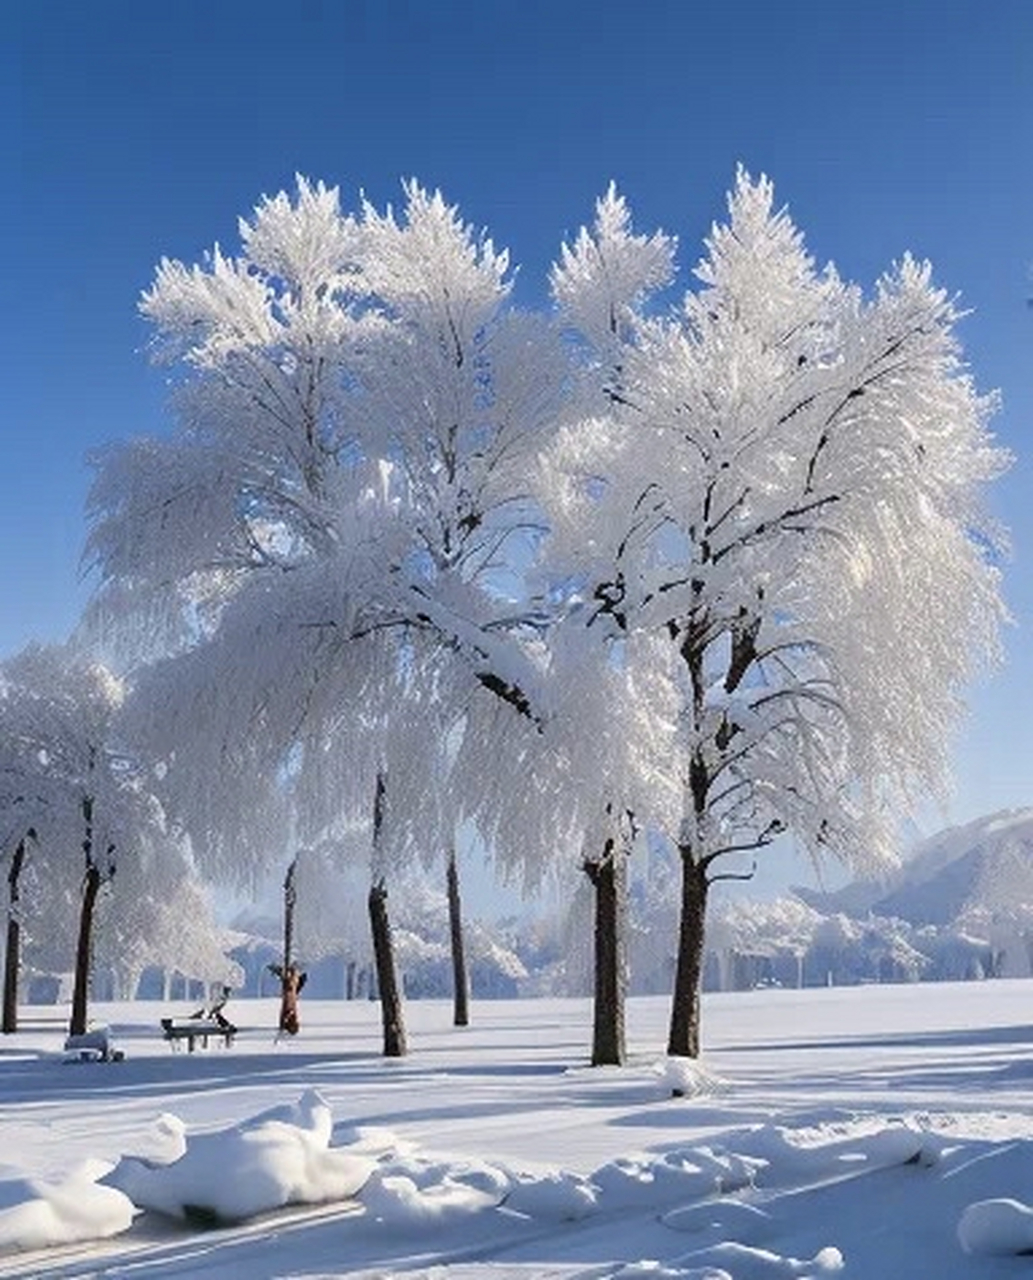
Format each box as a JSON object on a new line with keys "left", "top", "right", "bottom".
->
{"left": 584, "top": 849, "right": 626, "bottom": 1066}
{"left": 283, "top": 856, "right": 298, "bottom": 970}
{"left": 666, "top": 853, "right": 709, "bottom": 1059}
{"left": 446, "top": 848, "right": 470, "bottom": 1028}
{"left": 3, "top": 838, "right": 27, "bottom": 1034}
{"left": 69, "top": 863, "right": 101, "bottom": 1037}
{"left": 368, "top": 879, "right": 407, "bottom": 1057}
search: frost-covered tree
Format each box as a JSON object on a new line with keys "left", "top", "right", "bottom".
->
{"left": 81, "top": 170, "right": 1006, "bottom": 1068}
{"left": 86, "top": 177, "right": 562, "bottom": 718}
{"left": 1, "top": 831, "right": 34, "bottom": 1032}
{"left": 0, "top": 644, "right": 169, "bottom": 1034}
{"left": 94, "top": 855, "right": 238, "bottom": 1001}
{"left": 1, "top": 659, "right": 73, "bottom": 1032}
{"left": 85, "top": 181, "right": 569, "bottom": 1038}
{"left": 545, "top": 171, "right": 1008, "bottom": 1057}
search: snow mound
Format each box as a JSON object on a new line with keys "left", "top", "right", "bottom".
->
{"left": 740, "top": 1116, "right": 928, "bottom": 1183}
{"left": 0, "top": 1159, "right": 136, "bottom": 1252}
{"left": 658, "top": 1056, "right": 729, "bottom": 1097}
{"left": 958, "top": 1197, "right": 1033, "bottom": 1255}
{"left": 504, "top": 1168, "right": 599, "bottom": 1220}
{"left": 126, "top": 1111, "right": 188, "bottom": 1165}
{"left": 593, "top": 1147, "right": 759, "bottom": 1207}
{"left": 360, "top": 1154, "right": 509, "bottom": 1225}
{"left": 108, "top": 1088, "right": 372, "bottom": 1223}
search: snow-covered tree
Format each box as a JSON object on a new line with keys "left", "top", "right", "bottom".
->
{"left": 545, "top": 170, "right": 1008, "bottom": 1057}
{"left": 1, "top": 831, "right": 34, "bottom": 1032}
{"left": 84, "top": 182, "right": 572, "bottom": 1022}
{"left": 85, "top": 177, "right": 562, "bottom": 720}
{"left": 80, "top": 170, "right": 1006, "bottom": 1069}
{"left": 94, "top": 857, "right": 238, "bottom": 1001}
{"left": 0, "top": 644, "right": 169, "bottom": 1034}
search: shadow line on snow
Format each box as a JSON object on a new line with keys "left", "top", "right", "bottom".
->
{"left": 717, "top": 1022, "right": 1033, "bottom": 1055}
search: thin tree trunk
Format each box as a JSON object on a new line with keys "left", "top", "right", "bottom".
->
{"left": 2, "top": 913, "right": 19, "bottom": 1035}
{"left": 69, "top": 776, "right": 114, "bottom": 1039}
{"left": 368, "top": 771, "right": 406, "bottom": 1057}
{"left": 70, "top": 862, "right": 101, "bottom": 1037}
{"left": 368, "top": 879, "right": 407, "bottom": 1057}
{"left": 446, "top": 848, "right": 469, "bottom": 1028}
{"left": 666, "top": 853, "right": 709, "bottom": 1059}
{"left": 3, "top": 838, "right": 27, "bottom": 1034}
{"left": 584, "top": 848, "right": 626, "bottom": 1066}
{"left": 283, "top": 857, "right": 298, "bottom": 970}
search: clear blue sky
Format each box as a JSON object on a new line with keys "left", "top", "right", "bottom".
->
{"left": 8, "top": 0, "right": 1033, "bottom": 869}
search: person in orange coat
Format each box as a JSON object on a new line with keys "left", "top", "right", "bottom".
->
{"left": 268, "top": 962, "right": 307, "bottom": 1036}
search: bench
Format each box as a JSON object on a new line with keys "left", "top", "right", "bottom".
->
{"left": 63, "top": 1026, "right": 124, "bottom": 1063}
{"left": 160, "top": 1016, "right": 237, "bottom": 1052}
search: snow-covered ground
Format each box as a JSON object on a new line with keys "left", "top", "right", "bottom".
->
{"left": 4, "top": 982, "right": 1033, "bottom": 1277}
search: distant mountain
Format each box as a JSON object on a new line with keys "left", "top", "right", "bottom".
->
{"left": 794, "top": 808, "right": 1033, "bottom": 927}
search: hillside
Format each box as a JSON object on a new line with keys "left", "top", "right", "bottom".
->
{"left": 794, "top": 807, "right": 1033, "bottom": 927}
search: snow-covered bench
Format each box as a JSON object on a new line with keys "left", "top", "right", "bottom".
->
{"left": 63, "top": 1026, "right": 124, "bottom": 1063}
{"left": 160, "top": 1016, "right": 237, "bottom": 1052}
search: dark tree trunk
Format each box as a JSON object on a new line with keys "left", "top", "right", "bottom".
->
{"left": 368, "top": 771, "right": 406, "bottom": 1057}
{"left": 446, "top": 848, "right": 469, "bottom": 1028}
{"left": 666, "top": 853, "right": 709, "bottom": 1059}
{"left": 368, "top": 879, "right": 407, "bottom": 1057}
{"left": 70, "top": 862, "right": 101, "bottom": 1038}
{"left": 584, "top": 847, "right": 626, "bottom": 1066}
{"left": 3, "top": 838, "right": 27, "bottom": 1034}
{"left": 2, "top": 914, "right": 19, "bottom": 1036}
{"left": 69, "top": 776, "right": 114, "bottom": 1039}
{"left": 283, "top": 857, "right": 298, "bottom": 970}
{"left": 345, "top": 960, "right": 356, "bottom": 1001}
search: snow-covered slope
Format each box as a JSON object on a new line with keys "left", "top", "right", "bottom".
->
{"left": 795, "top": 807, "right": 1033, "bottom": 927}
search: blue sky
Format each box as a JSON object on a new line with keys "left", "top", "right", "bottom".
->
{"left": 8, "top": 0, "right": 1033, "bottom": 881}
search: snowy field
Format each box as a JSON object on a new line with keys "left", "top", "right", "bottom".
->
{"left": 4, "top": 982, "right": 1033, "bottom": 1277}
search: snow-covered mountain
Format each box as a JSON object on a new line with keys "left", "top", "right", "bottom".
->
{"left": 795, "top": 808, "right": 1033, "bottom": 928}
